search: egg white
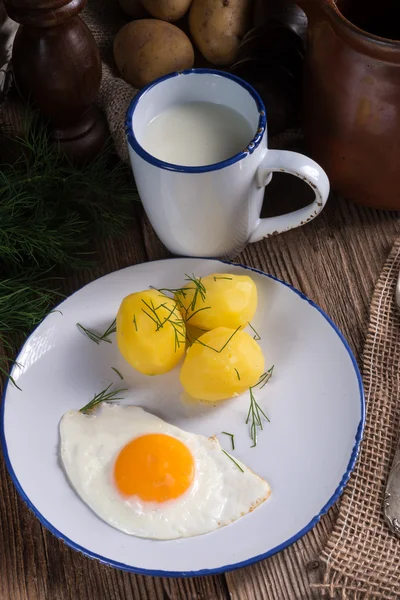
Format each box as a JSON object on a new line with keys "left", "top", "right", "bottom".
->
{"left": 60, "top": 404, "right": 270, "bottom": 540}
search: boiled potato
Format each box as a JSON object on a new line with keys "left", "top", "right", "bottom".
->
{"left": 113, "top": 20, "right": 195, "bottom": 89}
{"left": 180, "top": 327, "right": 264, "bottom": 401}
{"left": 177, "top": 273, "right": 257, "bottom": 330}
{"left": 118, "top": 0, "right": 148, "bottom": 18}
{"left": 141, "top": 0, "right": 192, "bottom": 21}
{"left": 189, "top": 0, "right": 251, "bottom": 66}
{"left": 116, "top": 290, "right": 186, "bottom": 375}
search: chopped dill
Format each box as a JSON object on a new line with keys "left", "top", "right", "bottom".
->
{"left": 76, "top": 318, "right": 116, "bottom": 345}
{"left": 102, "top": 318, "right": 117, "bottom": 338}
{"left": 79, "top": 383, "right": 127, "bottom": 413}
{"left": 193, "top": 326, "right": 240, "bottom": 353}
{"left": 246, "top": 366, "right": 274, "bottom": 447}
{"left": 111, "top": 367, "right": 124, "bottom": 380}
{"left": 234, "top": 368, "right": 241, "bottom": 380}
{"left": 248, "top": 322, "right": 261, "bottom": 341}
{"left": 155, "top": 273, "right": 208, "bottom": 318}
{"left": 185, "top": 305, "right": 211, "bottom": 323}
{"left": 222, "top": 431, "right": 235, "bottom": 450}
{"left": 258, "top": 365, "right": 274, "bottom": 388}
{"left": 184, "top": 273, "right": 207, "bottom": 312}
{"left": 140, "top": 295, "right": 186, "bottom": 351}
{"left": 221, "top": 449, "right": 244, "bottom": 472}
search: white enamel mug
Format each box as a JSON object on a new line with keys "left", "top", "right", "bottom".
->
{"left": 126, "top": 69, "right": 330, "bottom": 258}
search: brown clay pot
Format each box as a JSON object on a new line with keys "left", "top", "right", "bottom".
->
{"left": 298, "top": 0, "right": 400, "bottom": 210}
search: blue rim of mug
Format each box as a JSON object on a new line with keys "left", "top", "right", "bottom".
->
{"left": 125, "top": 68, "right": 267, "bottom": 174}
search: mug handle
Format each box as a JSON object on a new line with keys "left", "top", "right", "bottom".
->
{"left": 248, "top": 149, "right": 330, "bottom": 243}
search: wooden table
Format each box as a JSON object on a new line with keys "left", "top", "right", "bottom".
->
{"left": 1, "top": 165, "right": 399, "bottom": 600}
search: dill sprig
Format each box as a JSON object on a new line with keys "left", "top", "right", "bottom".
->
{"left": 248, "top": 322, "right": 261, "bottom": 341}
{"left": 257, "top": 365, "right": 274, "bottom": 388}
{"left": 184, "top": 274, "right": 206, "bottom": 311}
{"left": 222, "top": 431, "right": 235, "bottom": 450}
{"left": 102, "top": 319, "right": 117, "bottom": 338}
{"left": 151, "top": 274, "right": 246, "bottom": 352}
{"left": 111, "top": 367, "right": 124, "bottom": 380}
{"left": 221, "top": 449, "right": 244, "bottom": 472}
{"left": 246, "top": 366, "right": 274, "bottom": 447}
{"left": 76, "top": 318, "right": 116, "bottom": 345}
{"left": 156, "top": 273, "right": 208, "bottom": 319}
{"left": 79, "top": 383, "right": 127, "bottom": 413}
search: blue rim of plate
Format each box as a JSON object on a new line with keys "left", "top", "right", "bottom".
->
{"left": 125, "top": 68, "right": 267, "bottom": 174}
{"left": 0, "top": 258, "right": 365, "bottom": 577}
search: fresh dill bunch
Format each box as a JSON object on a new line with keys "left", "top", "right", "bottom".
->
{"left": 0, "top": 276, "right": 59, "bottom": 335}
{"left": 0, "top": 112, "right": 139, "bottom": 388}
{"left": 0, "top": 113, "right": 138, "bottom": 272}
{"left": 0, "top": 274, "right": 62, "bottom": 389}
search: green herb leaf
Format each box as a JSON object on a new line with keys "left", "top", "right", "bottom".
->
{"left": 222, "top": 431, "right": 235, "bottom": 450}
{"left": 248, "top": 322, "right": 261, "bottom": 341}
{"left": 193, "top": 326, "right": 241, "bottom": 353}
{"left": 184, "top": 274, "right": 207, "bottom": 311}
{"left": 185, "top": 305, "right": 211, "bottom": 323}
{"left": 246, "top": 366, "right": 274, "bottom": 447}
{"left": 111, "top": 367, "right": 124, "bottom": 380}
{"left": 79, "top": 383, "right": 128, "bottom": 413}
{"left": 140, "top": 296, "right": 186, "bottom": 352}
{"left": 221, "top": 449, "right": 244, "bottom": 472}
{"left": 76, "top": 318, "right": 116, "bottom": 345}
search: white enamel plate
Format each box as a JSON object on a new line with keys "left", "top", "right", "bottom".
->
{"left": 1, "top": 259, "right": 364, "bottom": 576}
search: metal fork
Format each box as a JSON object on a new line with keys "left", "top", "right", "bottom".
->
{"left": 383, "top": 268, "right": 400, "bottom": 537}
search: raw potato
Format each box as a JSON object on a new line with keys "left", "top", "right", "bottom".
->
{"left": 180, "top": 327, "right": 265, "bottom": 401}
{"left": 113, "top": 20, "right": 195, "bottom": 89}
{"left": 177, "top": 273, "right": 257, "bottom": 330}
{"left": 117, "top": 0, "right": 148, "bottom": 18}
{"left": 189, "top": 0, "right": 251, "bottom": 66}
{"left": 141, "top": 0, "right": 193, "bottom": 21}
{"left": 116, "top": 290, "right": 186, "bottom": 375}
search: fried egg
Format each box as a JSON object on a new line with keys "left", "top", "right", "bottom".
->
{"left": 59, "top": 404, "right": 271, "bottom": 540}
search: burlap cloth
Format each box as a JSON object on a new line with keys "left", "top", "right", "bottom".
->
{"left": 311, "top": 237, "right": 400, "bottom": 599}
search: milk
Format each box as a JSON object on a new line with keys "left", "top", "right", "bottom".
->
{"left": 140, "top": 101, "right": 254, "bottom": 167}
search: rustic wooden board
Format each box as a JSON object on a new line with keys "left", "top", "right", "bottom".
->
{"left": 1, "top": 188, "right": 399, "bottom": 599}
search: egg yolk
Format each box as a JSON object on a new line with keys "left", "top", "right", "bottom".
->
{"left": 113, "top": 433, "right": 195, "bottom": 502}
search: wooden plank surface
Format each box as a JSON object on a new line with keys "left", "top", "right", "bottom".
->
{"left": 0, "top": 186, "right": 399, "bottom": 600}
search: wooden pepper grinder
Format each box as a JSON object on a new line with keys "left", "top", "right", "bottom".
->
{"left": 230, "top": 0, "right": 307, "bottom": 137}
{"left": 4, "top": 0, "right": 107, "bottom": 163}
